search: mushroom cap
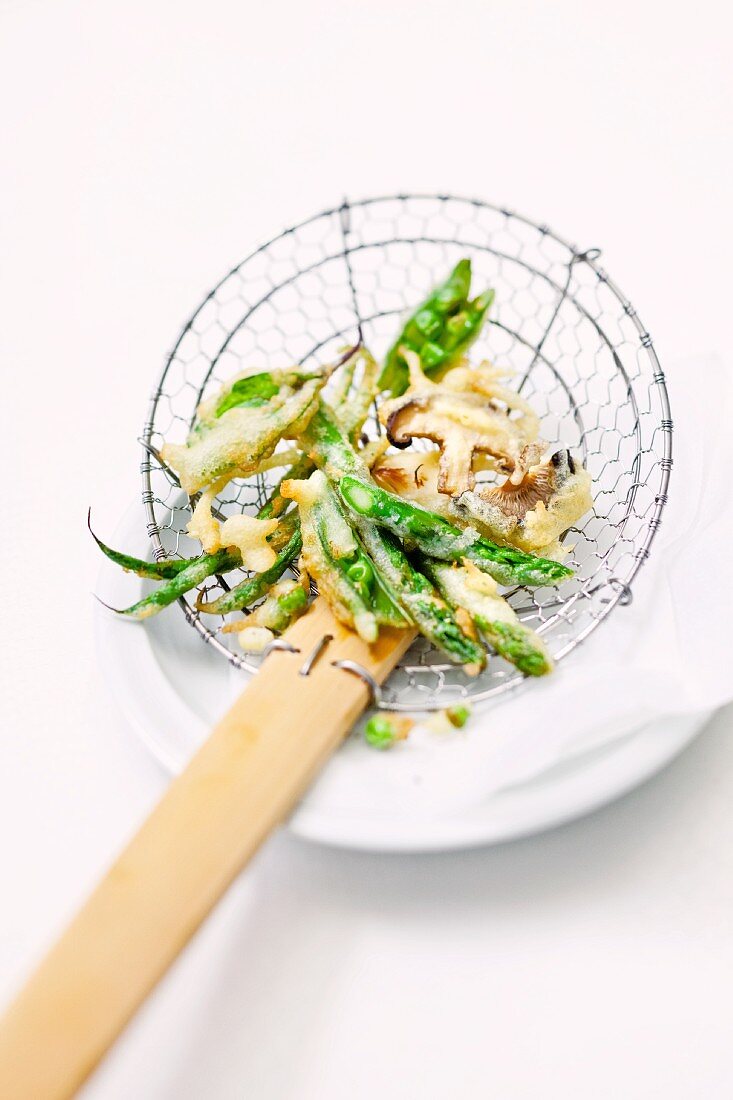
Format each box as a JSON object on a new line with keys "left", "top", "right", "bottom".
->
{"left": 453, "top": 446, "right": 592, "bottom": 552}
{"left": 381, "top": 390, "right": 526, "bottom": 496}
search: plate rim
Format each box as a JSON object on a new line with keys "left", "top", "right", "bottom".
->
{"left": 95, "top": 501, "right": 711, "bottom": 852}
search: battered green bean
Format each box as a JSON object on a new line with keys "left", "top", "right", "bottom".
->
{"left": 195, "top": 523, "right": 303, "bottom": 616}
{"left": 106, "top": 548, "right": 241, "bottom": 620}
{"left": 88, "top": 511, "right": 196, "bottom": 580}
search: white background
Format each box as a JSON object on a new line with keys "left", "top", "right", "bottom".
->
{"left": 1, "top": 2, "right": 732, "bottom": 1097}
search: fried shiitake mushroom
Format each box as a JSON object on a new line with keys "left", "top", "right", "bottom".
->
{"left": 455, "top": 445, "right": 593, "bottom": 552}
{"left": 378, "top": 351, "right": 528, "bottom": 495}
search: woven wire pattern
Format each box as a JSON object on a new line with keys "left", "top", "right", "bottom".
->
{"left": 141, "top": 195, "right": 672, "bottom": 711}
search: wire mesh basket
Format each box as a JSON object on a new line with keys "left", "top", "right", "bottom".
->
{"left": 141, "top": 194, "right": 672, "bottom": 711}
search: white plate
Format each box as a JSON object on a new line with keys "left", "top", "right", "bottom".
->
{"left": 95, "top": 502, "right": 711, "bottom": 852}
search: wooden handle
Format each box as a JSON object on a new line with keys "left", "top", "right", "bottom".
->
{"left": 0, "top": 599, "right": 415, "bottom": 1100}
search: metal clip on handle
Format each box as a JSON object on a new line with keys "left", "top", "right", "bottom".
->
{"left": 330, "top": 659, "right": 383, "bottom": 707}
{"left": 260, "top": 638, "right": 301, "bottom": 661}
{"left": 262, "top": 632, "right": 383, "bottom": 706}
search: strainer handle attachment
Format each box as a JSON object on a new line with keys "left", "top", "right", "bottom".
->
{"left": 0, "top": 598, "right": 416, "bottom": 1100}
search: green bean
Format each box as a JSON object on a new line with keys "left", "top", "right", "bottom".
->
{"left": 201, "top": 381, "right": 360, "bottom": 617}
{"left": 247, "top": 581, "right": 309, "bottom": 633}
{"left": 88, "top": 511, "right": 198, "bottom": 580}
{"left": 301, "top": 403, "right": 364, "bottom": 479}
{"left": 196, "top": 524, "right": 303, "bottom": 616}
{"left": 339, "top": 347, "right": 381, "bottom": 442}
{"left": 97, "top": 350, "right": 368, "bottom": 622}
{"left": 99, "top": 453, "right": 307, "bottom": 617}
{"left": 163, "top": 368, "right": 326, "bottom": 494}
{"left": 258, "top": 454, "right": 315, "bottom": 519}
{"left": 327, "top": 347, "right": 359, "bottom": 409}
{"left": 107, "top": 548, "right": 241, "bottom": 620}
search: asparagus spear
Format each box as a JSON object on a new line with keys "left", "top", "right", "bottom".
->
{"left": 301, "top": 404, "right": 486, "bottom": 669}
{"left": 358, "top": 522, "right": 485, "bottom": 672}
{"left": 419, "top": 556, "right": 553, "bottom": 677}
{"left": 338, "top": 476, "right": 573, "bottom": 588}
{"left": 281, "top": 470, "right": 381, "bottom": 644}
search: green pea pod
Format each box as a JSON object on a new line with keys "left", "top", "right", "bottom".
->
{"left": 289, "top": 470, "right": 379, "bottom": 644}
{"left": 440, "top": 290, "right": 495, "bottom": 359}
{"left": 349, "top": 531, "right": 409, "bottom": 629}
{"left": 368, "top": 568, "right": 410, "bottom": 629}
{"left": 345, "top": 555, "right": 374, "bottom": 599}
{"left": 379, "top": 259, "right": 494, "bottom": 396}
{"left": 431, "top": 257, "right": 472, "bottom": 312}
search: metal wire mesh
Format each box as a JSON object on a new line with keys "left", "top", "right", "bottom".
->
{"left": 141, "top": 194, "right": 672, "bottom": 711}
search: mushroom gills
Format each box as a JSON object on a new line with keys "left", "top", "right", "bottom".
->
{"left": 455, "top": 446, "right": 593, "bottom": 552}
